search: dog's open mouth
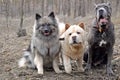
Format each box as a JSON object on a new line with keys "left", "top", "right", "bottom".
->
{"left": 43, "top": 32, "right": 50, "bottom": 36}
{"left": 40, "top": 29, "right": 51, "bottom": 36}
{"left": 99, "top": 15, "right": 104, "bottom": 21}
{"left": 98, "top": 15, "right": 108, "bottom": 26}
{"left": 100, "top": 18, "right": 108, "bottom": 23}
{"left": 98, "top": 15, "right": 108, "bottom": 23}
{"left": 73, "top": 41, "right": 78, "bottom": 44}
{"left": 43, "top": 31, "right": 51, "bottom": 36}
{"left": 98, "top": 17, "right": 108, "bottom": 32}
{"left": 42, "top": 29, "right": 53, "bottom": 36}
{"left": 100, "top": 18, "right": 108, "bottom": 27}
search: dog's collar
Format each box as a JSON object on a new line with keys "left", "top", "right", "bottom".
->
{"left": 93, "top": 25, "right": 109, "bottom": 33}
{"left": 59, "top": 38, "right": 65, "bottom": 41}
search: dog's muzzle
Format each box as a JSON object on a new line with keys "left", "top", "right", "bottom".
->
{"left": 96, "top": 18, "right": 108, "bottom": 32}
{"left": 71, "top": 36, "right": 82, "bottom": 45}
{"left": 41, "top": 25, "right": 52, "bottom": 36}
{"left": 99, "top": 10, "right": 104, "bottom": 18}
{"left": 96, "top": 8, "right": 109, "bottom": 32}
{"left": 43, "top": 29, "right": 52, "bottom": 36}
{"left": 97, "top": 8, "right": 108, "bottom": 21}
{"left": 72, "top": 36, "right": 77, "bottom": 44}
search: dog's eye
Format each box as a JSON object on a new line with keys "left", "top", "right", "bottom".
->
{"left": 95, "top": 7, "right": 98, "bottom": 10}
{"left": 69, "top": 33, "right": 72, "bottom": 35}
{"left": 77, "top": 32, "right": 80, "bottom": 34}
{"left": 104, "top": 6, "right": 108, "bottom": 9}
{"left": 52, "top": 28, "right": 55, "bottom": 31}
{"left": 41, "top": 24, "right": 45, "bottom": 26}
{"left": 47, "top": 23, "right": 50, "bottom": 26}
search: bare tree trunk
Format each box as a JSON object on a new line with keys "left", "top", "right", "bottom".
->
{"left": 81, "top": 0, "right": 86, "bottom": 17}
{"left": 53, "top": 0, "right": 59, "bottom": 15}
{"left": 68, "top": 0, "right": 70, "bottom": 16}
{"left": 41, "top": 0, "right": 44, "bottom": 16}
{"left": 3, "top": 0, "right": 9, "bottom": 40}
{"left": 116, "top": 0, "right": 119, "bottom": 16}
{"left": 59, "top": 0, "right": 63, "bottom": 15}
{"left": 70, "top": 0, "right": 75, "bottom": 18}
{"left": 17, "top": 0, "right": 26, "bottom": 37}
{"left": 78, "top": 0, "right": 81, "bottom": 16}
{"left": 43, "top": 0, "right": 48, "bottom": 16}
{"left": 5, "top": 1, "right": 9, "bottom": 29}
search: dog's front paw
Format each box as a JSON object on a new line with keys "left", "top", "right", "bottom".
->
{"left": 78, "top": 67, "right": 84, "bottom": 72}
{"left": 55, "top": 70, "right": 63, "bottom": 74}
{"left": 107, "top": 67, "right": 115, "bottom": 76}
{"left": 38, "top": 69, "right": 44, "bottom": 75}
{"left": 38, "top": 71, "right": 43, "bottom": 75}
{"left": 85, "top": 64, "right": 91, "bottom": 72}
{"left": 65, "top": 67, "right": 72, "bottom": 74}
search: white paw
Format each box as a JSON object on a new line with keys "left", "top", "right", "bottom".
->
{"left": 65, "top": 68, "right": 72, "bottom": 74}
{"left": 38, "top": 69, "right": 43, "bottom": 75}
{"left": 55, "top": 70, "right": 63, "bottom": 74}
{"left": 38, "top": 71, "right": 43, "bottom": 75}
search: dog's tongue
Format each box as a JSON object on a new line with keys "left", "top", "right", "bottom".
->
{"left": 44, "top": 32, "right": 50, "bottom": 36}
{"left": 100, "top": 18, "right": 108, "bottom": 23}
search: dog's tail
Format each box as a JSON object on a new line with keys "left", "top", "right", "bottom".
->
{"left": 18, "top": 44, "right": 36, "bottom": 69}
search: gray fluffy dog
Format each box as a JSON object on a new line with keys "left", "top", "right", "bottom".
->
{"left": 18, "top": 12, "right": 62, "bottom": 75}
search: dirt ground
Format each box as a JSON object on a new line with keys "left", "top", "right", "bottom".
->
{"left": 0, "top": 16, "right": 120, "bottom": 80}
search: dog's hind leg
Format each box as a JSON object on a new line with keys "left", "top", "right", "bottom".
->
{"left": 85, "top": 46, "right": 92, "bottom": 71}
{"left": 34, "top": 49, "right": 43, "bottom": 75}
{"left": 53, "top": 56, "right": 63, "bottom": 73}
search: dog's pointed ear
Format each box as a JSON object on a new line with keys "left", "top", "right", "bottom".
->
{"left": 65, "top": 24, "right": 70, "bottom": 30}
{"left": 36, "top": 13, "right": 41, "bottom": 20}
{"left": 48, "top": 12, "right": 55, "bottom": 18}
{"left": 59, "top": 38, "right": 65, "bottom": 41}
{"left": 79, "top": 23, "right": 84, "bottom": 30}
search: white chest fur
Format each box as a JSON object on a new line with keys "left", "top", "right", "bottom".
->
{"left": 99, "top": 40, "right": 107, "bottom": 47}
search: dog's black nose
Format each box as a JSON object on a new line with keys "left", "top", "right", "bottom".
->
{"left": 99, "top": 10, "right": 104, "bottom": 15}
{"left": 44, "top": 30, "right": 49, "bottom": 33}
{"left": 72, "top": 36, "right": 76, "bottom": 41}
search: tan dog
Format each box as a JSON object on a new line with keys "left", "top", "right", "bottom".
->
{"left": 60, "top": 23, "right": 86, "bottom": 74}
